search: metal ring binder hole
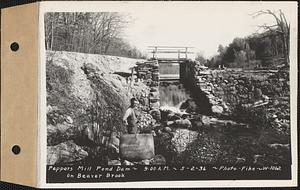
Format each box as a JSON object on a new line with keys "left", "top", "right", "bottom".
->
{"left": 12, "top": 145, "right": 21, "bottom": 155}
{"left": 10, "top": 42, "right": 19, "bottom": 51}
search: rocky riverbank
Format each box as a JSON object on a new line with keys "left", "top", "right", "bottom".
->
{"left": 161, "top": 60, "right": 291, "bottom": 165}
{"left": 181, "top": 60, "right": 290, "bottom": 135}
{"left": 46, "top": 51, "right": 291, "bottom": 166}
{"left": 46, "top": 51, "right": 152, "bottom": 165}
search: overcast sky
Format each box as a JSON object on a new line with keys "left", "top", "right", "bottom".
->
{"left": 121, "top": 2, "right": 296, "bottom": 58}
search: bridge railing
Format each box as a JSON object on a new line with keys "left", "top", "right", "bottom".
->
{"left": 148, "top": 46, "right": 194, "bottom": 59}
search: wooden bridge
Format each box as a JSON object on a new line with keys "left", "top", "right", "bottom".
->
{"left": 148, "top": 46, "right": 194, "bottom": 81}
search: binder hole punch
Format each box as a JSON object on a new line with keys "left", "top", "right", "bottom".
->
{"left": 10, "top": 42, "right": 19, "bottom": 51}
{"left": 12, "top": 145, "right": 21, "bottom": 155}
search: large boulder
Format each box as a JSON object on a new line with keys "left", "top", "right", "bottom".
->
{"left": 173, "top": 119, "right": 192, "bottom": 129}
{"left": 150, "top": 109, "right": 161, "bottom": 121}
{"left": 171, "top": 129, "right": 198, "bottom": 153}
{"left": 150, "top": 155, "right": 167, "bottom": 165}
{"left": 108, "top": 159, "right": 122, "bottom": 166}
{"left": 47, "top": 123, "right": 80, "bottom": 146}
{"left": 47, "top": 140, "right": 88, "bottom": 165}
{"left": 211, "top": 105, "right": 224, "bottom": 114}
{"left": 47, "top": 51, "right": 149, "bottom": 145}
{"left": 107, "top": 132, "right": 120, "bottom": 160}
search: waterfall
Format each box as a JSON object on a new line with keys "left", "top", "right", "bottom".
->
{"left": 159, "top": 81, "right": 191, "bottom": 108}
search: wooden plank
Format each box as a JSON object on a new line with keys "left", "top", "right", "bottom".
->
{"left": 158, "top": 58, "right": 189, "bottom": 60}
{"left": 149, "top": 51, "right": 194, "bottom": 54}
{"left": 148, "top": 46, "right": 194, "bottom": 48}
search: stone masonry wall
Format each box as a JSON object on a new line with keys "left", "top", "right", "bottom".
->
{"left": 135, "top": 60, "right": 161, "bottom": 120}
{"left": 182, "top": 61, "right": 290, "bottom": 118}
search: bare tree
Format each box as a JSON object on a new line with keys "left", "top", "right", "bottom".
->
{"left": 44, "top": 12, "right": 144, "bottom": 58}
{"left": 88, "top": 12, "right": 128, "bottom": 54}
{"left": 251, "top": 9, "right": 290, "bottom": 65}
{"left": 45, "top": 13, "right": 60, "bottom": 50}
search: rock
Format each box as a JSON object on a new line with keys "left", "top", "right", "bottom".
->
{"left": 122, "top": 160, "right": 134, "bottom": 166}
{"left": 239, "top": 94, "right": 248, "bottom": 99}
{"left": 150, "top": 155, "right": 166, "bottom": 165}
{"left": 134, "top": 160, "right": 146, "bottom": 165}
{"left": 152, "top": 73, "right": 159, "bottom": 81}
{"left": 149, "top": 97, "right": 160, "bottom": 103}
{"left": 157, "top": 129, "right": 163, "bottom": 135}
{"left": 280, "top": 122, "right": 289, "bottom": 131}
{"left": 201, "top": 115, "right": 211, "bottom": 127}
{"left": 254, "top": 88, "right": 263, "bottom": 98}
{"left": 150, "top": 87, "right": 158, "bottom": 92}
{"left": 149, "top": 91, "right": 159, "bottom": 99}
{"left": 107, "top": 132, "right": 120, "bottom": 159}
{"left": 212, "top": 105, "right": 224, "bottom": 114}
{"left": 47, "top": 140, "right": 88, "bottom": 165}
{"left": 268, "top": 143, "right": 290, "bottom": 150}
{"left": 253, "top": 154, "right": 264, "bottom": 164}
{"left": 84, "top": 124, "right": 96, "bottom": 142}
{"left": 262, "top": 95, "right": 269, "bottom": 101}
{"left": 151, "top": 130, "right": 157, "bottom": 136}
{"left": 273, "top": 99, "right": 280, "bottom": 106}
{"left": 108, "top": 159, "right": 121, "bottom": 166}
{"left": 47, "top": 123, "right": 79, "bottom": 146}
{"left": 141, "top": 159, "right": 150, "bottom": 165}
{"left": 238, "top": 80, "right": 244, "bottom": 85}
{"left": 174, "top": 119, "right": 192, "bottom": 128}
{"left": 160, "top": 106, "right": 186, "bottom": 117}
{"left": 235, "top": 157, "right": 246, "bottom": 164}
{"left": 149, "top": 81, "right": 159, "bottom": 87}
{"left": 171, "top": 129, "right": 198, "bottom": 153}
{"left": 274, "top": 118, "right": 280, "bottom": 123}
{"left": 150, "top": 102, "right": 160, "bottom": 109}
{"left": 65, "top": 116, "right": 73, "bottom": 124}
{"left": 138, "top": 113, "right": 155, "bottom": 131}
{"left": 180, "top": 99, "right": 198, "bottom": 113}
{"left": 47, "top": 105, "right": 53, "bottom": 112}
{"left": 192, "top": 120, "right": 203, "bottom": 129}
{"left": 222, "top": 102, "right": 229, "bottom": 112}
{"left": 150, "top": 109, "right": 161, "bottom": 121}
{"left": 164, "top": 127, "right": 172, "bottom": 132}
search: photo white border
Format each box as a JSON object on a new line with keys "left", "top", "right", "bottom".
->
{"left": 38, "top": 1, "right": 298, "bottom": 188}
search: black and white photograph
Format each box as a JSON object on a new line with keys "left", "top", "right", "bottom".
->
{"left": 42, "top": 1, "right": 297, "bottom": 186}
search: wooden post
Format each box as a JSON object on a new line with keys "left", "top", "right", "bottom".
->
{"left": 50, "top": 20, "right": 54, "bottom": 50}
{"left": 185, "top": 47, "right": 188, "bottom": 59}
{"left": 129, "top": 67, "right": 134, "bottom": 93}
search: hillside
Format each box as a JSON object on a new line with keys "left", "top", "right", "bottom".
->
{"left": 46, "top": 51, "right": 148, "bottom": 164}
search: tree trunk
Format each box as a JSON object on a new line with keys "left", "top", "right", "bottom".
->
{"left": 286, "top": 33, "right": 290, "bottom": 64}
{"left": 104, "top": 40, "right": 111, "bottom": 54}
{"left": 281, "top": 34, "right": 289, "bottom": 64}
{"left": 50, "top": 21, "right": 54, "bottom": 51}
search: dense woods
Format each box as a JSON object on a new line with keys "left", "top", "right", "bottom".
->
{"left": 198, "top": 10, "right": 290, "bottom": 69}
{"left": 44, "top": 12, "right": 146, "bottom": 59}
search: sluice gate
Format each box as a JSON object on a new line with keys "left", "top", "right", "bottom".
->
{"left": 147, "top": 46, "right": 194, "bottom": 81}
